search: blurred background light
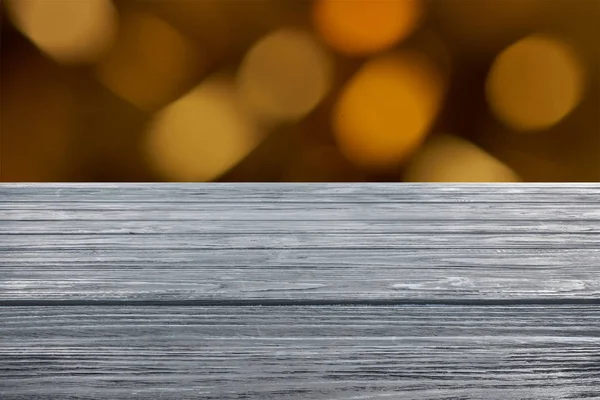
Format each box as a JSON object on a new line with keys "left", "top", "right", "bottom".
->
{"left": 486, "top": 34, "right": 585, "bottom": 132}
{"left": 1, "top": 0, "right": 598, "bottom": 182}
{"left": 95, "top": 11, "right": 202, "bottom": 112}
{"left": 312, "top": 0, "right": 423, "bottom": 56}
{"left": 5, "top": 0, "right": 117, "bottom": 64}
{"left": 404, "top": 134, "right": 520, "bottom": 182}
{"left": 332, "top": 51, "right": 445, "bottom": 170}
{"left": 144, "top": 75, "right": 262, "bottom": 182}
{"left": 237, "top": 28, "right": 333, "bottom": 124}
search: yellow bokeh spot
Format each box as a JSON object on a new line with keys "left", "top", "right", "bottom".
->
{"left": 237, "top": 29, "right": 333, "bottom": 124}
{"left": 312, "top": 0, "right": 423, "bottom": 56}
{"left": 486, "top": 34, "right": 585, "bottom": 132}
{"left": 404, "top": 134, "right": 521, "bottom": 182}
{"left": 333, "top": 52, "right": 444, "bottom": 170}
{"left": 95, "top": 12, "right": 201, "bottom": 112}
{"left": 6, "top": 0, "right": 117, "bottom": 64}
{"left": 145, "top": 76, "right": 262, "bottom": 182}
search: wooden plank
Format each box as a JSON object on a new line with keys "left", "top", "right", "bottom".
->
{"left": 1, "top": 247, "right": 599, "bottom": 301}
{"left": 2, "top": 232, "right": 598, "bottom": 249}
{"left": 1, "top": 219, "right": 598, "bottom": 235}
{"left": 1, "top": 183, "right": 599, "bottom": 203}
{"left": 1, "top": 305, "right": 598, "bottom": 400}
{"left": 1, "top": 202, "right": 599, "bottom": 221}
{"left": 1, "top": 184, "right": 598, "bottom": 302}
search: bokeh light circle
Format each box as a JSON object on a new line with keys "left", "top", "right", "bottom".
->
{"left": 312, "top": 0, "right": 423, "bottom": 56}
{"left": 333, "top": 51, "right": 444, "bottom": 170}
{"left": 145, "top": 76, "right": 262, "bottom": 182}
{"left": 95, "top": 12, "right": 200, "bottom": 111}
{"left": 486, "top": 34, "right": 585, "bottom": 132}
{"left": 404, "top": 134, "right": 521, "bottom": 182}
{"left": 6, "top": 0, "right": 118, "bottom": 64}
{"left": 237, "top": 28, "right": 333, "bottom": 124}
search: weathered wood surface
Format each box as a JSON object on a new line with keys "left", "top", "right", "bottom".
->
{"left": 0, "top": 184, "right": 599, "bottom": 399}
{"left": 2, "top": 247, "right": 599, "bottom": 302}
{"left": 1, "top": 305, "right": 599, "bottom": 399}
{"left": 1, "top": 184, "right": 599, "bottom": 302}
{"left": 2, "top": 183, "right": 599, "bottom": 203}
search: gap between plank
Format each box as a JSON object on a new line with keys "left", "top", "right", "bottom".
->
{"left": 2, "top": 298, "right": 600, "bottom": 307}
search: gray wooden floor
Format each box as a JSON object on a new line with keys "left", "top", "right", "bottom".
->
{"left": 1, "top": 184, "right": 599, "bottom": 399}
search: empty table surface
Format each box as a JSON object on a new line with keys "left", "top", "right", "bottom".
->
{"left": 1, "top": 184, "right": 599, "bottom": 399}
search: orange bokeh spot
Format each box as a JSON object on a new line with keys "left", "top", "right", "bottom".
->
{"left": 333, "top": 52, "right": 444, "bottom": 170}
{"left": 312, "top": 0, "right": 422, "bottom": 56}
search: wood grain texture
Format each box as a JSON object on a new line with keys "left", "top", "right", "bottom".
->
{"left": 0, "top": 184, "right": 599, "bottom": 399}
{"left": 2, "top": 249, "right": 599, "bottom": 302}
{"left": 1, "top": 183, "right": 599, "bottom": 203}
{"left": 1, "top": 306, "right": 599, "bottom": 400}
{"left": 1, "top": 184, "right": 598, "bottom": 302}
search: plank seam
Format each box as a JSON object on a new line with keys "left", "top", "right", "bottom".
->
{"left": 3, "top": 299, "right": 600, "bottom": 307}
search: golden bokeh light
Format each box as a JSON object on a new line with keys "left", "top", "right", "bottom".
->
{"left": 145, "top": 75, "right": 263, "bottom": 182}
{"left": 95, "top": 12, "right": 201, "bottom": 112}
{"left": 6, "top": 0, "right": 117, "bottom": 64}
{"left": 1, "top": 0, "right": 597, "bottom": 182}
{"left": 333, "top": 51, "right": 444, "bottom": 170}
{"left": 237, "top": 28, "right": 333, "bottom": 124}
{"left": 312, "top": 0, "right": 422, "bottom": 56}
{"left": 486, "top": 34, "right": 585, "bottom": 132}
{"left": 404, "top": 134, "right": 521, "bottom": 182}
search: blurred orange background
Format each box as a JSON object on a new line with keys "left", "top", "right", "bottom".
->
{"left": 1, "top": 0, "right": 598, "bottom": 182}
